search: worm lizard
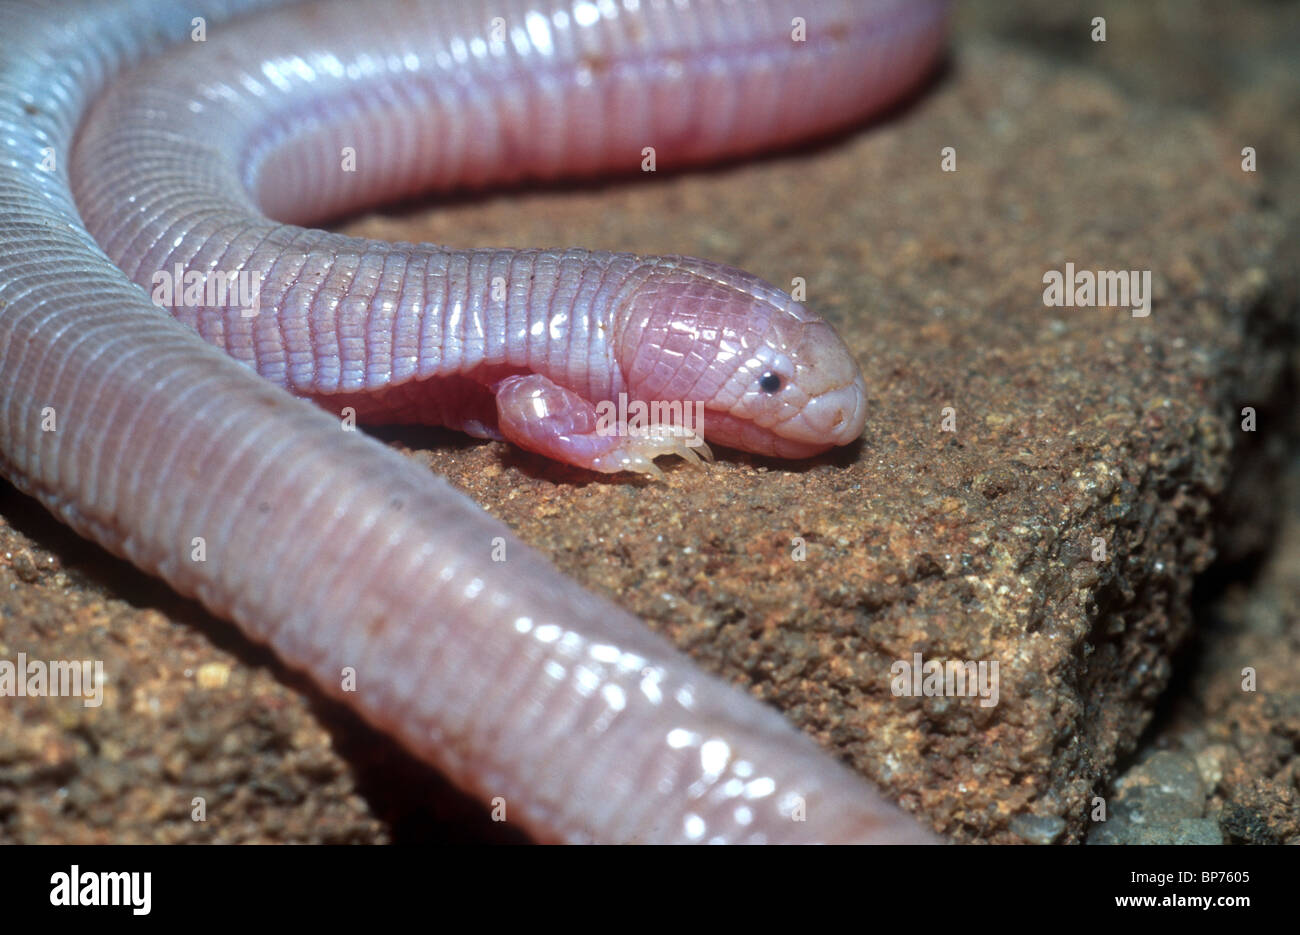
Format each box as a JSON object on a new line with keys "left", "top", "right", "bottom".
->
{"left": 0, "top": 0, "right": 948, "bottom": 842}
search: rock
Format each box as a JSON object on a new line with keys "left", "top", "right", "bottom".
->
{"left": 1090, "top": 816, "right": 1223, "bottom": 846}
{"left": 1086, "top": 751, "right": 1222, "bottom": 844}
{"left": 2, "top": 1, "right": 1295, "bottom": 842}
{"left": 1010, "top": 813, "right": 1067, "bottom": 845}
{"left": 1115, "top": 752, "right": 1207, "bottom": 815}
{"left": 960, "top": 0, "right": 1300, "bottom": 849}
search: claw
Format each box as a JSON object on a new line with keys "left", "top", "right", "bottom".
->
{"left": 609, "top": 447, "right": 667, "bottom": 478}
{"left": 623, "top": 453, "right": 665, "bottom": 479}
{"left": 675, "top": 433, "right": 712, "bottom": 470}
{"left": 589, "top": 425, "right": 713, "bottom": 478}
{"left": 639, "top": 428, "right": 712, "bottom": 475}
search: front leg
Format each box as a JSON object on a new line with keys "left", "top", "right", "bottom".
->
{"left": 494, "top": 374, "right": 711, "bottom": 477}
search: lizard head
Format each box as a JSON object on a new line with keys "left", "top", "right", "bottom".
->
{"left": 618, "top": 257, "right": 867, "bottom": 459}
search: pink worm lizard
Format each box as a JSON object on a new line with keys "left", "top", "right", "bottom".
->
{"left": 1, "top": 0, "right": 948, "bottom": 842}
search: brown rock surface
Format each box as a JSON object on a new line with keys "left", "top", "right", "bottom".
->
{"left": 1, "top": 3, "right": 1294, "bottom": 843}
{"left": 958, "top": 0, "right": 1300, "bottom": 846}
{"left": 1088, "top": 456, "right": 1300, "bottom": 846}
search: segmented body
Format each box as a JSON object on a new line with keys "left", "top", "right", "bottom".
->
{"left": 0, "top": 0, "right": 947, "bottom": 842}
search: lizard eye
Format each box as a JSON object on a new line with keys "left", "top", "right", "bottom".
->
{"left": 758, "top": 371, "right": 783, "bottom": 393}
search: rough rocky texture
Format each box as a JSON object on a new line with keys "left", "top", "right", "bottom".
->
{"left": 955, "top": 0, "right": 1300, "bottom": 213}
{"left": 1091, "top": 459, "right": 1300, "bottom": 846}
{"left": 963, "top": 0, "right": 1300, "bottom": 847}
{"left": 1087, "top": 750, "right": 1223, "bottom": 845}
{"left": 0, "top": 491, "right": 522, "bottom": 842}
{"left": 2, "top": 2, "right": 1295, "bottom": 843}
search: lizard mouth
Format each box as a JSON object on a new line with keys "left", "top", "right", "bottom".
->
{"left": 699, "top": 411, "right": 837, "bottom": 460}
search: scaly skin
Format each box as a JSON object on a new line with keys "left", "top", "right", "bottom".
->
{"left": 1, "top": 0, "right": 949, "bottom": 842}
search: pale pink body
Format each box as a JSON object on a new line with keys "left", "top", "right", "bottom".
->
{"left": 2, "top": 0, "right": 949, "bottom": 841}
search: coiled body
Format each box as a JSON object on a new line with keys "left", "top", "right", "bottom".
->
{"left": 1, "top": 0, "right": 947, "bottom": 842}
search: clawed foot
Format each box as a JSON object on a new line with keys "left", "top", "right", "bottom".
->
{"left": 589, "top": 428, "right": 714, "bottom": 478}
{"left": 494, "top": 374, "right": 714, "bottom": 477}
